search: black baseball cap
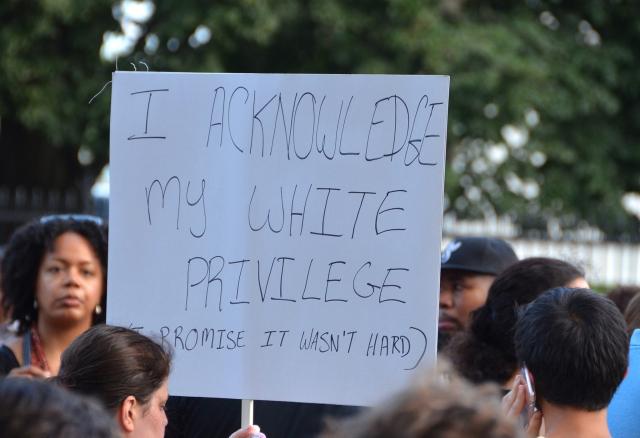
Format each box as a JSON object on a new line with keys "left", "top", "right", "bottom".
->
{"left": 441, "top": 237, "right": 518, "bottom": 276}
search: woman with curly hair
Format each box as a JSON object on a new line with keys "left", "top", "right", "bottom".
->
{"left": 0, "top": 215, "right": 107, "bottom": 377}
{"left": 445, "top": 257, "right": 587, "bottom": 387}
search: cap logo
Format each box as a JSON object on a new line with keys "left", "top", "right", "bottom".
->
{"left": 441, "top": 240, "right": 462, "bottom": 263}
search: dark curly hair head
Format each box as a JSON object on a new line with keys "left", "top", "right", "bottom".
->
{"left": 445, "top": 257, "right": 584, "bottom": 385}
{"left": 0, "top": 216, "right": 108, "bottom": 333}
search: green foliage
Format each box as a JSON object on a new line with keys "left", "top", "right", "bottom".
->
{"left": 1, "top": 0, "right": 638, "bottom": 239}
{"left": 0, "top": 0, "right": 114, "bottom": 186}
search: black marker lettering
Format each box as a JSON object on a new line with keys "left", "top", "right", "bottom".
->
{"left": 348, "top": 191, "right": 375, "bottom": 238}
{"left": 366, "top": 333, "right": 378, "bottom": 356}
{"left": 185, "top": 257, "right": 208, "bottom": 311}
{"left": 338, "top": 96, "right": 358, "bottom": 156}
{"left": 289, "top": 184, "right": 312, "bottom": 236}
{"left": 292, "top": 92, "right": 315, "bottom": 160}
{"left": 237, "top": 331, "right": 246, "bottom": 348}
{"left": 201, "top": 328, "right": 216, "bottom": 348}
{"left": 417, "top": 102, "right": 443, "bottom": 166}
{"left": 405, "top": 95, "right": 428, "bottom": 166}
{"left": 257, "top": 257, "right": 277, "bottom": 302}
{"left": 384, "top": 95, "right": 409, "bottom": 161}
{"left": 186, "top": 328, "right": 198, "bottom": 351}
{"left": 345, "top": 330, "right": 357, "bottom": 353}
{"left": 229, "top": 259, "right": 250, "bottom": 305}
{"left": 270, "top": 93, "right": 296, "bottom": 159}
{"left": 261, "top": 330, "right": 276, "bottom": 347}
{"left": 128, "top": 88, "right": 168, "bottom": 140}
{"left": 301, "top": 258, "right": 320, "bottom": 300}
{"left": 207, "top": 256, "right": 225, "bottom": 311}
{"left": 247, "top": 185, "right": 284, "bottom": 233}
{"left": 226, "top": 330, "right": 237, "bottom": 349}
{"left": 251, "top": 92, "right": 277, "bottom": 155}
{"left": 145, "top": 176, "right": 181, "bottom": 230}
{"left": 353, "top": 261, "right": 376, "bottom": 298}
{"left": 160, "top": 326, "right": 170, "bottom": 350}
{"left": 186, "top": 179, "right": 206, "bottom": 238}
{"left": 174, "top": 325, "right": 185, "bottom": 350}
{"left": 278, "top": 330, "right": 288, "bottom": 347}
{"left": 375, "top": 190, "right": 407, "bottom": 235}
{"left": 310, "top": 187, "right": 343, "bottom": 238}
{"left": 228, "top": 86, "right": 249, "bottom": 153}
{"left": 325, "top": 261, "right": 347, "bottom": 303}
{"left": 379, "top": 267, "right": 409, "bottom": 304}
{"left": 205, "top": 86, "right": 225, "bottom": 148}
{"left": 315, "top": 96, "right": 338, "bottom": 159}
{"left": 364, "top": 97, "right": 390, "bottom": 161}
{"left": 271, "top": 257, "right": 296, "bottom": 302}
{"left": 216, "top": 329, "right": 226, "bottom": 350}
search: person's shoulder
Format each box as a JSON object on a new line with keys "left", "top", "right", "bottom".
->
{"left": 630, "top": 329, "right": 640, "bottom": 348}
{"left": 0, "top": 342, "right": 21, "bottom": 374}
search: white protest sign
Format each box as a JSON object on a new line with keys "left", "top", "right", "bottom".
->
{"left": 108, "top": 72, "right": 449, "bottom": 406}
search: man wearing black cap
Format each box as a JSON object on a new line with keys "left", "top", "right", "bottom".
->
{"left": 438, "top": 237, "right": 518, "bottom": 350}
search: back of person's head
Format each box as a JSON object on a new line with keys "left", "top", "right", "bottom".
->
{"left": 57, "top": 324, "right": 171, "bottom": 412}
{"left": 624, "top": 292, "right": 640, "bottom": 335}
{"left": 320, "top": 362, "right": 521, "bottom": 438}
{"left": 515, "top": 287, "right": 628, "bottom": 411}
{"left": 446, "top": 257, "right": 585, "bottom": 384}
{"left": 0, "top": 377, "right": 118, "bottom": 438}
{"left": 607, "top": 285, "right": 640, "bottom": 314}
{"left": 0, "top": 215, "right": 108, "bottom": 332}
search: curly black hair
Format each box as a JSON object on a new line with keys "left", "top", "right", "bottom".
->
{"left": 0, "top": 217, "right": 108, "bottom": 334}
{"left": 445, "top": 257, "right": 584, "bottom": 385}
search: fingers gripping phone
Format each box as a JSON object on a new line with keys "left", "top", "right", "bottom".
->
{"left": 521, "top": 364, "right": 539, "bottom": 419}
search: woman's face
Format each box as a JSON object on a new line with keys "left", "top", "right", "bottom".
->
{"left": 35, "top": 232, "right": 104, "bottom": 327}
{"left": 133, "top": 380, "right": 169, "bottom": 438}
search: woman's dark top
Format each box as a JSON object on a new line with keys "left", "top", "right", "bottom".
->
{"left": 0, "top": 345, "right": 20, "bottom": 375}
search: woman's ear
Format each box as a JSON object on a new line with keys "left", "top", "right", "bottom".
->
{"left": 118, "top": 395, "right": 137, "bottom": 433}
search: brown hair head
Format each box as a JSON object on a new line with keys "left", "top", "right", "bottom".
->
{"left": 320, "top": 361, "right": 521, "bottom": 438}
{"left": 57, "top": 324, "right": 171, "bottom": 412}
{"left": 624, "top": 292, "right": 640, "bottom": 335}
{"left": 608, "top": 285, "right": 640, "bottom": 315}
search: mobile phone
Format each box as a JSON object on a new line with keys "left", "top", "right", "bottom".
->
{"left": 520, "top": 364, "right": 539, "bottom": 419}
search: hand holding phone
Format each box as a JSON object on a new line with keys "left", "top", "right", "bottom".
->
{"left": 502, "top": 367, "right": 543, "bottom": 437}
{"left": 521, "top": 364, "right": 539, "bottom": 420}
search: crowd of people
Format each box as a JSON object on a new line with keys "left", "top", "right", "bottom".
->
{"left": 0, "top": 216, "right": 638, "bottom": 437}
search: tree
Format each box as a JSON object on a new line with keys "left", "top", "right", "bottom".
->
{"left": 0, "top": 0, "right": 114, "bottom": 189}
{"left": 1, "top": 0, "right": 638, "bottom": 240}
